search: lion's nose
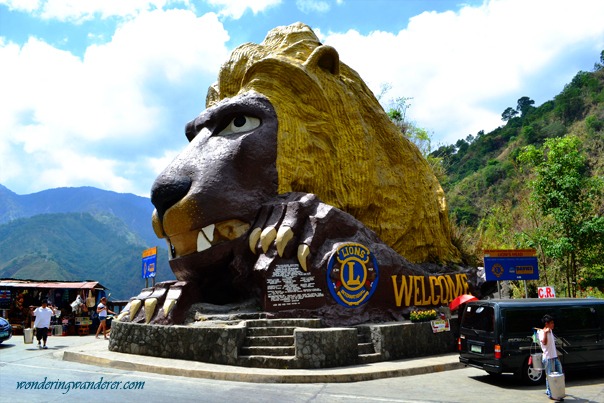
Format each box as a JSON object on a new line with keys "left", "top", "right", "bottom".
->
{"left": 151, "top": 175, "right": 192, "bottom": 219}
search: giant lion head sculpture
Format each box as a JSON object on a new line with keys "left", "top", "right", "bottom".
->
{"left": 131, "top": 23, "right": 465, "bottom": 324}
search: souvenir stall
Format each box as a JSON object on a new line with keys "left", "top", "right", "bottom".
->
{"left": 0, "top": 279, "right": 108, "bottom": 336}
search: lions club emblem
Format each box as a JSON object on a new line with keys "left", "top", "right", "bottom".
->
{"left": 327, "top": 243, "right": 379, "bottom": 307}
{"left": 491, "top": 263, "right": 504, "bottom": 278}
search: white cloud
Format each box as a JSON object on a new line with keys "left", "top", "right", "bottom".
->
{"left": 322, "top": 0, "right": 604, "bottom": 144}
{"left": 0, "top": 9, "right": 229, "bottom": 196}
{"left": 0, "top": 0, "right": 41, "bottom": 13}
{"left": 34, "top": 149, "right": 133, "bottom": 192}
{"left": 0, "top": 0, "right": 191, "bottom": 22}
{"left": 207, "top": 0, "right": 281, "bottom": 19}
{"left": 296, "top": 0, "right": 330, "bottom": 14}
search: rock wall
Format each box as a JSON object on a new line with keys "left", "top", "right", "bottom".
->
{"left": 109, "top": 318, "right": 459, "bottom": 369}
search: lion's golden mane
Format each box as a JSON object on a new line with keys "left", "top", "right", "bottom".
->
{"left": 206, "top": 23, "right": 459, "bottom": 263}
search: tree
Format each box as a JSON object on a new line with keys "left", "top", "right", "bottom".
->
{"left": 386, "top": 97, "right": 447, "bottom": 183}
{"left": 517, "top": 135, "right": 604, "bottom": 297}
{"left": 501, "top": 107, "right": 518, "bottom": 121}
{"left": 516, "top": 96, "right": 535, "bottom": 116}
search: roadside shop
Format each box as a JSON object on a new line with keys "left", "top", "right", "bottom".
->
{"left": 0, "top": 279, "right": 108, "bottom": 336}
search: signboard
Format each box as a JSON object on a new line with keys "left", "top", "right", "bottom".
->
{"left": 484, "top": 249, "right": 539, "bottom": 281}
{"left": 265, "top": 263, "right": 325, "bottom": 309}
{"left": 484, "top": 249, "right": 537, "bottom": 258}
{"left": 430, "top": 319, "right": 451, "bottom": 333}
{"left": 538, "top": 286, "right": 556, "bottom": 298}
{"left": 141, "top": 247, "right": 157, "bottom": 279}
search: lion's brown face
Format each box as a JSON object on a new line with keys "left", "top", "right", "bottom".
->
{"left": 150, "top": 92, "right": 278, "bottom": 281}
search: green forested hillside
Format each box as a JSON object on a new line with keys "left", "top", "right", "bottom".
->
{"left": 430, "top": 52, "right": 604, "bottom": 298}
{"left": 0, "top": 212, "right": 174, "bottom": 299}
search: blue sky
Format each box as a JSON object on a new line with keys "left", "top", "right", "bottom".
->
{"left": 1, "top": 0, "right": 603, "bottom": 197}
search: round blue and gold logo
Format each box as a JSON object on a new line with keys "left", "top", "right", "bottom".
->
{"left": 327, "top": 243, "right": 379, "bottom": 307}
{"left": 491, "top": 263, "right": 504, "bottom": 278}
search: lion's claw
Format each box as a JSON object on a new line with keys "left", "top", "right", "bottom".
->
{"left": 297, "top": 243, "right": 310, "bottom": 271}
{"left": 116, "top": 281, "right": 195, "bottom": 325}
{"left": 276, "top": 226, "right": 294, "bottom": 257}
{"left": 260, "top": 226, "right": 277, "bottom": 252}
{"left": 248, "top": 227, "right": 262, "bottom": 253}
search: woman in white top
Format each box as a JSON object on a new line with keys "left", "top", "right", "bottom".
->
{"left": 95, "top": 297, "right": 116, "bottom": 339}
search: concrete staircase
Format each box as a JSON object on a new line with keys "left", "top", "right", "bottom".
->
{"left": 236, "top": 318, "right": 382, "bottom": 368}
{"left": 357, "top": 326, "right": 382, "bottom": 364}
{"left": 237, "top": 318, "right": 322, "bottom": 368}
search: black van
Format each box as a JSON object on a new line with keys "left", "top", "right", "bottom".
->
{"left": 458, "top": 298, "right": 604, "bottom": 384}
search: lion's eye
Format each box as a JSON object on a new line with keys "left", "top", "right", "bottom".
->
{"left": 217, "top": 115, "right": 261, "bottom": 136}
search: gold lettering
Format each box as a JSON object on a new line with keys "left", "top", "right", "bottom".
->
{"left": 448, "top": 274, "right": 464, "bottom": 299}
{"left": 430, "top": 276, "right": 440, "bottom": 305}
{"left": 445, "top": 275, "right": 458, "bottom": 303}
{"left": 391, "top": 275, "right": 413, "bottom": 307}
{"left": 346, "top": 261, "right": 361, "bottom": 286}
{"left": 413, "top": 276, "right": 423, "bottom": 305}
{"left": 420, "top": 276, "right": 430, "bottom": 305}
{"left": 438, "top": 276, "right": 448, "bottom": 303}
{"left": 457, "top": 273, "right": 470, "bottom": 294}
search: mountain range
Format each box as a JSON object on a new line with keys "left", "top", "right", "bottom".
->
{"left": 0, "top": 185, "right": 174, "bottom": 299}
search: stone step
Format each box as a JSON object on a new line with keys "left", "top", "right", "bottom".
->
{"left": 245, "top": 318, "right": 323, "bottom": 328}
{"left": 236, "top": 355, "right": 298, "bottom": 369}
{"left": 356, "top": 326, "right": 372, "bottom": 343}
{"left": 358, "top": 342, "right": 375, "bottom": 355}
{"left": 358, "top": 352, "right": 382, "bottom": 365}
{"left": 246, "top": 326, "right": 297, "bottom": 337}
{"left": 240, "top": 345, "right": 295, "bottom": 356}
{"left": 244, "top": 335, "right": 294, "bottom": 347}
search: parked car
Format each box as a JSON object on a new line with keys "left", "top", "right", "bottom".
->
{"left": 0, "top": 317, "right": 12, "bottom": 344}
{"left": 458, "top": 298, "right": 604, "bottom": 384}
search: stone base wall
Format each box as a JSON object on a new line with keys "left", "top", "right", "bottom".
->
{"left": 362, "top": 319, "right": 459, "bottom": 361}
{"left": 294, "top": 328, "right": 358, "bottom": 368}
{"left": 109, "top": 320, "right": 246, "bottom": 365}
{"left": 109, "top": 318, "right": 459, "bottom": 369}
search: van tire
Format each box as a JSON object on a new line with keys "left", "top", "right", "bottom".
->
{"left": 521, "top": 356, "right": 545, "bottom": 385}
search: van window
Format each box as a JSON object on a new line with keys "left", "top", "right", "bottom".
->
{"left": 558, "top": 307, "right": 602, "bottom": 331}
{"left": 461, "top": 305, "right": 495, "bottom": 332}
{"left": 505, "top": 309, "right": 545, "bottom": 335}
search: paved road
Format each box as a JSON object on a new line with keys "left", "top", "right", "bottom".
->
{"left": 1, "top": 334, "right": 603, "bottom": 402}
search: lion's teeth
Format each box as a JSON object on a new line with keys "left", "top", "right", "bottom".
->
{"left": 201, "top": 224, "right": 215, "bottom": 242}
{"left": 197, "top": 231, "right": 212, "bottom": 252}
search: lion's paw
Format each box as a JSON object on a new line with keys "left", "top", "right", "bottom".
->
{"left": 116, "top": 280, "right": 194, "bottom": 325}
{"left": 247, "top": 192, "right": 387, "bottom": 273}
{"left": 248, "top": 193, "right": 322, "bottom": 271}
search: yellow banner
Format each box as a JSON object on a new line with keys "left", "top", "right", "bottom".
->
{"left": 142, "top": 246, "right": 157, "bottom": 258}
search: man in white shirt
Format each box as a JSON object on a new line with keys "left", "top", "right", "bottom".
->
{"left": 538, "top": 314, "right": 564, "bottom": 401}
{"left": 32, "top": 300, "right": 56, "bottom": 349}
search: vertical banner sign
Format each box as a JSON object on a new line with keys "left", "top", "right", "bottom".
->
{"left": 142, "top": 247, "right": 157, "bottom": 279}
{"left": 483, "top": 249, "right": 539, "bottom": 281}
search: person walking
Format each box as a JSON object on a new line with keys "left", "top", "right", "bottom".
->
{"left": 32, "top": 300, "right": 56, "bottom": 349}
{"left": 95, "top": 297, "right": 116, "bottom": 339}
{"left": 538, "top": 314, "right": 564, "bottom": 401}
